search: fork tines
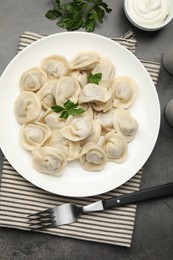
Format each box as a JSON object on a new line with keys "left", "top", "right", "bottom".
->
{"left": 28, "top": 209, "right": 56, "bottom": 230}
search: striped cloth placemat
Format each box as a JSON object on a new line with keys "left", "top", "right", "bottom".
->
{"left": 0, "top": 31, "right": 160, "bottom": 247}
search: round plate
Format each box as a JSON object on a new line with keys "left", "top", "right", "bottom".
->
{"left": 0, "top": 32, "right": 160, "bottom": 197}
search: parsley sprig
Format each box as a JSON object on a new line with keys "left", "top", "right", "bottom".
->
{"left": 45, "top": 0, "right": 112, "bottom": 32}
{"left": 51, "top": 100, "right": 85, "bottom": 119}
{"left": 88, "top": 72, "right": 102, "bottom": 84}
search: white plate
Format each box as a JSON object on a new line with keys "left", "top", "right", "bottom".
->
{"left": 0, "top": 32, "right": 160, "bottom": 197}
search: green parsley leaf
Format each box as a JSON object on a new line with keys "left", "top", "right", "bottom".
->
{"left": 51, "top": 100, "right": 85, "bottom": 119}
{"left": 45, "top": 10, "right": 60, "bottom": 20}
{"left": 59, "top": 110, "right": 69, "bottom": 119}
{"left": 64, "top": 100, "right": 78, "bottom": 110}
{"left": 84, "top": 13, "right": 96, "bottom": 32}
{"left": 68, "top": 107, "right": 85, "bottom": 116}
{"left": 88, "top": 73, "right": 102, "bottom": 84}
{"left": 45, "top": 0, "right": 112, "bottom": 32}
{"left": 51, "top": 105, "right": 65, "bottom": 113}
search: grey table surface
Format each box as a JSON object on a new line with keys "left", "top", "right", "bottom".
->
{"left": 0, "top": 0, "right": 173, "bottom": 259}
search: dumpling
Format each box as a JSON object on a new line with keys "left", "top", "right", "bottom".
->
{"left": 20, "top": 67, "right": 47, "bottom": 92}
{"left": 80, "top": 142, "right": 107, "bottom": 171}
{"left": 78, "top": 83, "right": 112, "bottom": 104}
{"left": 113, "top": 108, "right": 139, "bottom": 142}
{"left": 102, "top": 130, "right": 128, "bottom": 163}
{"left": 36, "top": 80, "right": 58, "bottom": 109}
{"left": 80, "top": 119, "right": 101, "bottom": 145}
{"left": 32, "top": 146, "right": 67, "bottom": 176}
{"left": 70, "top": 51, "right": 100, "bottom": 70}
{"left": 67, "top": 141, "right": 81, "bottom": 161}
{"left": 79, "top": 103, "right": 94, "bottom": 119}
{"left": 91, "top": 97, "right": 113, "bottom": 112}
{"left": 14, "top": 91, "right": 42, "bottom": 124}
{"left": 70, "top": 70, "right": 88, "bottom": 88}
{"left": 20, "top": 122, "right": 51, "bottom": 151}
{"left": 111, "top": 76, "right": 138, "bottom": 108}
{"left": 95, "top": 109, "right": 115, "bottom": 131}
{"left": 46, "top": 130, "right": 68, "bottom": 155}
{"left": 46, "top": 130, "right": 81, "bottom": 161}
{"left": 91, "top": 57, "right": 116, "bottom": 88}
{"left": 39, "top": 109, "right": 65, "bottom": 130}
{"left": 61, "top": 114, "right": 94, "bottom": 142}
{"left": 55, "top": 76, "right": 81, "bottom": 106}
{"left": 40, "top": 55, "right": 69, "bottom": 80}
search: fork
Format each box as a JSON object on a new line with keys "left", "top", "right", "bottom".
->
{"left": 28, "top": 182, "right": 173, "bottom": 230}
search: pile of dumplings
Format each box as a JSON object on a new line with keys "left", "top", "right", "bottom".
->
{"left": 14, "top": 50, "right": 139, "bottom": 176}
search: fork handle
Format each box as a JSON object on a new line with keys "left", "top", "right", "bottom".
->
{"left": 102, "top": 182, "right": 173, "bottom": 209}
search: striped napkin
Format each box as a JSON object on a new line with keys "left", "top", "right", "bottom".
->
{"left": 0, "top": 31, "right": 160, "bottom": 247}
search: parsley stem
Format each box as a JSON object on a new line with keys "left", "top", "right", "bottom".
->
{"left": 82, "top": 1, "right": 100, "bottom": 19}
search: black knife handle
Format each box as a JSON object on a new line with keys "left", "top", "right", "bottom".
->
{"left": 102, "top": 182, "right": 173, "bottom": 209}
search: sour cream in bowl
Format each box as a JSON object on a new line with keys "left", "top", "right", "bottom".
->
{"left": 124, "top": 0, "right": 173, "bottom": 31}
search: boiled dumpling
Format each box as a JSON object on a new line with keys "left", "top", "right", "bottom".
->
{"left": 95, "top": 109, "right": 115, "bottom": 131}
{"left": 80, "top": 142, "right": 107, "bottom": 171}
{"left": 32, "top": 146, "right": 67, "bottom": 175}
{"left": 111, "top": 76, "right": 138, "bottom": 108}
{"left": 46, "top": 130, "right": 81, "bottom": 161}
{"left": 61, "top": 114, "right": 94, "bottom": 142}
{"left": 102, "top": 130, "right": 128, "bottom": 163}
{"left": 55, "top": 76, "right": 81, "bottom": 106}
{"left": 113, "top": 108, "right": 138, "bottom": 142}
{"left": 39, "top": 109, "right": 65, "bottom": 130}
{"left": 40, "top": 55, "right": 69, "bottom": 79}
{"left": 20, "top": 67, "right": 47, "bottom": 92}
{"left": 20, "top": 122, "right": 51, "bottom": 151}
{"left": 80, "top": 119, "right": 101, "bottom": 145}
{"left": 91, "top": 57, "right": 116, "bottom": 88}
{"left": 91, "top": 97, "right": 113, "bottom": 112}
{"left": 67, "top": 141, "right": 81, "bottom": 161}
{"left": 79, "top": 103, "right": 94, "bottom": 119}
{"left": 36, "top": 80, "right": 58, "bottom": 109}
{"left": 70, "top": 70, "right": 88, "bottom": 88}
{"left": 70, "top": 51, "right": 100, "bottom": 70}
{"left": 79, "top": 83, "right": 112, "bottom": 104}
{"left": 14, "top": 91, "right": 42, "bottom": 124}
{"left": 46, "top": 129, "right": 68, "bottom": 155}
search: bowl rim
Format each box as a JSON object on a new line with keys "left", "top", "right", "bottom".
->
{"left": 124, "top": 0, "right": 173, "bottom": 31}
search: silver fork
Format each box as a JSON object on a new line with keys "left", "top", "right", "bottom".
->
{"left": 28, "top": 182, "right": 173, "bottom": 230}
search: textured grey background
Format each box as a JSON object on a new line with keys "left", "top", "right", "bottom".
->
{"left": 0, "top": 0, "right": 173, "bottom": 259}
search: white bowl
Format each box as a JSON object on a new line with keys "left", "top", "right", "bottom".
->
{"left": 124, "top": 0, "right": 173, "bottom": 31}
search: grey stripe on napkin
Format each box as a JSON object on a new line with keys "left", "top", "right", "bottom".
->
{"left": 0, "top": 31, "right": 160, "bottom": 247}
